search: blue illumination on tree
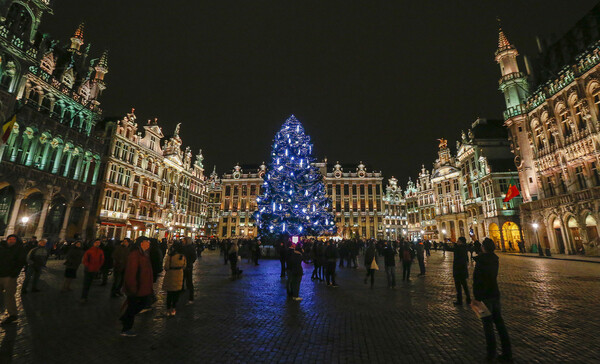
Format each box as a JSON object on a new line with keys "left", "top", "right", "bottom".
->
{"left": 256, "top": 115, "right": 336, "bottom": 238}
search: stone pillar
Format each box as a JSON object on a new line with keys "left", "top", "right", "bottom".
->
{"left": 25, "top": 139, "right": 38, "bottom": 166}
{"left": 51, "top": 147, "right": 64, "bottom": 174}
{"left": 33, "top": 197, "right": 52, "bottom": 238}
{"left": 81, "top": 157, "right": 91, "bottom": 182}
{"left": 73, "top": 155, "right": 84, "bottom": 180}
{"left": 559, "top": 218, "right": 573, "bottom": 255}
{"left": 39, "top": 142, "right": 52, "bottom": 171}
{"left": 62, "top": 152, "right": 73, "bottom": 178}
{"left": 91, "top": 160, "right": 101, "bottom": 185}
{"left": 80, "top": 208, "right": 90, "bottom": 240}
{"left": 58, "top": 202, "right": 73, "bottom": 240}
{"left": 499, "top": 226, "right": 506, "bottom": 252}
{"left": 4, "top": 193, "right": 24, "bottom": 237}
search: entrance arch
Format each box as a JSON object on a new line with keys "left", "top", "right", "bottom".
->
{"left": 17, "top": 192, "right": 43, "bottom": 238}
{"left": 567, "top": 216, "right": 583, "bottom": 252}
{"left": 552, "top": 218, "right": 566, "bottom": 254}
{"left": 489, "top": 223, "right": 501, "bottom": 249}
{"left": 502, "top": 222, "right": 521, "bottom": 251}
{"left": 44, "top": 196, "right": 67, "bottom": 238}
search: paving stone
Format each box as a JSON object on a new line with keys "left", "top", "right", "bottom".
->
{"left": 0, "top": 250, "right": 599, "bottom": 363}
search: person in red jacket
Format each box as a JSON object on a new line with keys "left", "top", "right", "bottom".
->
{"left": 119, "top": 236, "right": 154, "bottom": 337}
{"left": 80, "top": 239, "right": 105, "bottom": 303}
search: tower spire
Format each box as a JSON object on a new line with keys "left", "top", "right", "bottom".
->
{"left": 69, "top": 22, "right": 84, "bottom": 51}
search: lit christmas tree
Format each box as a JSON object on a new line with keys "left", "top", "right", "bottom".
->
{"left": 256, "top": 115, "right": 336, "bottom": 239}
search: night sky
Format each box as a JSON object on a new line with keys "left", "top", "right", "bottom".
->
{"left": 41, "top": 1, "right": 598, "bottom": 187}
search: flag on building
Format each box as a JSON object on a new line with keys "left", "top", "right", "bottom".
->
{"left": 1, "top": 113, "right": 17, "bottom": 145}
{"left": 503, "top": 177, "right": 520, "bottom": 202}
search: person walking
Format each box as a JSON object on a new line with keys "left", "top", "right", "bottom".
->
{"left": 120, "top": 236, "right": 154, "bottom": 336}
{"left": 424, "top": 240, "right": 431, "bottom": 256}
{"left": 286, "top": 244, "right": 304, "bottom": 301}
{"left": 400, "top": 241, "right": 415, "bottom": 281}
{"left": 62, "top": 241, "right": 84, "bottom": 292}
{"left": 416, "top": 240, "right": 426, "bottom": 276}
{"left": 228, "top": 241, "right": 242, "bottom": 280}
{"left": 447, "top": 236, "right": 471, "bottom": 306}
{"left": 324, "top": 240, "right": 339, "bottom": 287}
{"left": 182, "top": 237, "right": 197, "bottom": 304}
{"left": 163, "top": 241, "right": 187, "bottom": 316}
{"left": 382, "top": 241, "right": 396, "bottom": 288}
{"left": 472, "top": 238, "right": 512, "bottom": 362}
{"left": 149, "top": 239, "right": 163, "bottom": 283}
{"left": 21, "top": 239, "right": 49, "bottom": 294}
{"left": 100, "top": 240, "right": 114, "bottom": 286}
{"left": 0, "top": 235, "right": 26, "bottom": 325}
{"left": 364, "top": 242, "right": 377, "bottom": 289}
{"left": 278, "top": 241, "right": 287, "bottom": 278}
{"left": 80, "top": 239, "right": 105, "bottom": 303}
{"left": 251, "top": 240, "right": 261, "bottom": 266}
{"left": 111, "top": 238, "right": 131, "bottom": 297}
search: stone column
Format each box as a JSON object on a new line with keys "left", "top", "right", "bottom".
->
{"left": 51, "top": 147, "right": 64, "bottom": 174}
{"left": 58, "top": 202, "right": 73, "bottom": 240}
{"left": 91, "top": 160, "right": 101, "bottom": 185}
{"left": 25, "top": 139, "right": 39, "bottom": 166}
{"left": 499, "top": 225, "right": 506, "bottom": 252}
{"left": 39, "top": 142, "right": 52, "bottom": 171}
{"left": 62, "top": 152, "right": 73, "bottom": 178}
{"left": 4, "top": 193, "right": 24, "bottom": 236}
{"left": 559, "top": 218, "right": 573, "bottom": 255}
{"left": 73, "top": 155, "right": 84, "bottom": 180}
{"left": 81, "top": 157, "right": 91, "bottom": 182}
{"left": 80, "top": 208, "right": 90, "bottom": 240}
{"left": 33, "top": 197, "right": 52, "bottom": 238}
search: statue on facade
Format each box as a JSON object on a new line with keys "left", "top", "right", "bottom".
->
{"left": 437, "top": 138, "right": 447, "bottom": 149}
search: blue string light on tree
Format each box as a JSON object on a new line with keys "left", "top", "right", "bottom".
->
{"left": 255, "top": 115, "right": 336, "bottom": 239}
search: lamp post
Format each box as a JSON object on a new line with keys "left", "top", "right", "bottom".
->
{"left": 20, "top": 216, "right": 30, "bottom": 238}
{"left": 133, "top": 225, "right": 138, "bottom": 239}
{"left": 532, "top": 223, "right": 543, "bottom": 256}
{"left": 441, "top": 229, "right": 447, "bottom": 241}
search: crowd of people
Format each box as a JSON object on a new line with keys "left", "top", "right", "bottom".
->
{"left": 0, "top": 233, "right": 512, "bottom": 361}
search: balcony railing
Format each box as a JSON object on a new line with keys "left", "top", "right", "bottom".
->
{"left": 503, "top": 104, "right": 527, "bottom": 120}
{"left": 523, "top": 186, "right": 600, "bottom": 211}
{"left": 498, "top": 71, "right": 526, "bottom": 86}
{"left": 0, "top": 25, "right": 38, "bottom": 59}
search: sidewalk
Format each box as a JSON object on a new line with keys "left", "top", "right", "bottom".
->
{"left": 502, "top": 251, "right": 600, "bottom": 264}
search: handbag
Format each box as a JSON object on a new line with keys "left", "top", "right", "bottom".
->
{"left": 470, "top": 300, "right": 492, "bottom": 319}
{"left": 370, "top": 258, "right": 379, "bottom": 271}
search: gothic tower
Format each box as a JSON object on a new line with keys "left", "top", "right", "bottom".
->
{"left": 496, "top": 25, "right": 538, "bottom": 202}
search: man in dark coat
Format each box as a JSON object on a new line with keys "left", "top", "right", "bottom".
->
{"left": 148, "top": 239, "right": 163, "bottom": 283}
{"left": 286, "top": 244, "right": 304, "bottom": 300}
{"left": 21, "top": 239, "right": 49, "bottom": 293}
{"left": 399, "top": 241, "right": 415, "bottom": 281}
{"left": 100, "top": 240, "right": 114, "bottom": 286}
{"left": 472, "top": 238, "right": 512, "bottom": 362}
{"left": 277, "top": 241, "right": 287, "bottom": 278}
{"left": 111, "top": 238, "right": 130, "bottom": 297}
{"left": 324, "top": 240, "right": 339, "bottom": 287}
{"left": 0, "top": 235, "right": 26, "bottom": 325}
{"left": 120, "top": 236, "right": 154, "bottom": 336}
{"left": 447, "top": 236, "right": 471, "bottom": 305}
{"left": 382, "top": 241, "right": 396, "bottom": 288}
{"left": 182, "top": 237, "right": 197, "bottom": 304}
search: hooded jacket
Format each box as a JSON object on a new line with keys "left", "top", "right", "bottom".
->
{"left": 123, "top": 246, "right": 154, "bottom": 297}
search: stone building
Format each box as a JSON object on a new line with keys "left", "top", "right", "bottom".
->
{"left": 456, "top": 118, "right": 522, "bottom": 250}
{"left": 216, "top": 160, "right": 384, "bottom": 240}
{"left": 0, "top": 2, "right": 106, "bottom": 241}
{"left": 95, "top": 111, "right": 207, "bottom": 240}
{"left": 319, "top": 161, "right": 383, "bottom": 239}
{"left": 382, "top": 176, "right": 406, "bottom": 240}
{"left": 404, "top": 177, "right": 419, "bottom": 240}
{"left": 416, "top": 165, "right": 436, "bottom": 240}
{"left": 217, "top": 163, "right": 265, "bottom": 238}
{"left": 499, "top": 9, "right": 600, "bottom": 255}
{"left": 206, "top": 166, "right": 222, "bottom": 238}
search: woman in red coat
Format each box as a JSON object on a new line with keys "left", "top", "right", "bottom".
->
{"left": 119, "top": 236, "right": 154, "bottom": 336}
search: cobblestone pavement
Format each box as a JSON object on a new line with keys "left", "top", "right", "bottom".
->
{"left": 1, "top": 250, "right": 599, "bottom": 364}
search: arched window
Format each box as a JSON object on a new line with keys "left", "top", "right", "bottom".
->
{"left": 5, "top": 3, "right": 33, "bottom": 40}
{"left": 557, "top": 105, "right": 571, "bottom": 137}
{"left": 53, "top": 102, "right": 63, "bottom": 120}
{"left": 113, "top": 192, "right": 120, "bottom": 211}
{"left": 41, "top": 95, "right": 52, "bottom": 113}
{"left": 27, "top": 88, "right": 38, "bottom": 104}
{"left": 104, "top": 190, "right": 112, "bottom": 210}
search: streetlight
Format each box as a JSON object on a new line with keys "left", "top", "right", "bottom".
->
{"left": 21, "top": 216, "right": 29, "bottom": 224}
{"left": 532, "top": 222, "right": 543, "bottom": 256}
{"left": 441, "top": 229, "right": 447, "bottom": 241}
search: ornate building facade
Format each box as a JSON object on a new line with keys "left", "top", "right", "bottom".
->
{"left": 96, "top": 110, "right": 207, "bottom": 240}
{"left": 0, "top": 2, "right": 106, "bottom": 240}
{"left": 382, "top": 176, "right": 406, "bottom": 240}
{"left": 500, "top": 8, "right": 600, "bottom": 255}
{"left": 216, "top": 160, "right": 384, "bottom": 240}
{"left": 416, "top": 165, "right": 436, "bottom": 240}
{"left": 206, "top": 166, "right": 221, "bottom": 237}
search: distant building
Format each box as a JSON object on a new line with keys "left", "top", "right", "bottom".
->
{"left": 382, "top": 176, "right": 406, "bottom": 241}
{"left": 216, "top": 160, "right": 384, "bottom": 240}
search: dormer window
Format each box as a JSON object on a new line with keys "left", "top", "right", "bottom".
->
{"left": 79, "top": 83, "right": 91, "bottom": 102}
{"left": 61, "top": 69, "right": 75, "bottom": 89}
{"left": 40, "top": 53, "right": 55, "bottom": 74}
